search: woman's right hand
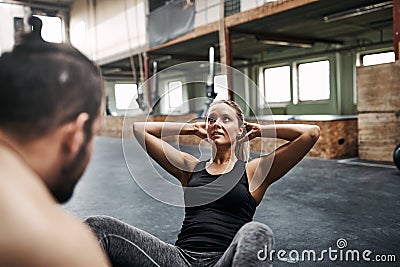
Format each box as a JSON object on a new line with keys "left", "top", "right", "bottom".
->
{"left": 192, "top": 122, "right": 207, "bottom": 139}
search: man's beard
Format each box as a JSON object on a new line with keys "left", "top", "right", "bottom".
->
{"left": 52, "top": 141, "right": 89, "bottom": 204}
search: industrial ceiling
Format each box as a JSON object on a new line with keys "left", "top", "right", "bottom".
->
{"left": 6, "top": 0, "right": 394, "bottom": 79}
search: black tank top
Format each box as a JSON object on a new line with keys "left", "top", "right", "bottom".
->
{"left": 175, "top": 160, "right": 257, "bottom": 252}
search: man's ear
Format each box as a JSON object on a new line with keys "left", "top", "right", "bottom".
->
{"left": 61, "top": 113, "right": 90, "bottom": 155}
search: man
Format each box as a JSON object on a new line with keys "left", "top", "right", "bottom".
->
{"left": 0, "top": 17, "right": 110, "bottom": 266}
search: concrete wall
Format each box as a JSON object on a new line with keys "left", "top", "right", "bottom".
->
{"left": 194, "top": 0, "right": 221, "bottom": 28}
{"left": 70, "top": 0, "right": 147, "bottom": 64}
{"left": 194, "top": 0, "right": 286, "bottom": 28}
{"left": 0, "top": 4, "right": 25, "bottom": 56}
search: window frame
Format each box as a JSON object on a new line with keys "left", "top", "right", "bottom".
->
{"left": 33, "top": 14, "right": 64, "bottom": 43}
{"left": 114, "top": 83, "right": 139, "bottom": 110}
{"left": 295, "top": 58, "right": 331, "bottom": 104}
{"left": 259, "top": 62, "right": 292, "bottom": 108}
{"left": 262, "top": 64, "right": 292, "bottom": 105}
{"left": 166, "top": 80, "right": 183, "bottom": 109}
{"left": 213, "top": 74, "right": 229, "bottom": 101}
{"left": 358, "top": 50, "right": 395, "bottom": 67}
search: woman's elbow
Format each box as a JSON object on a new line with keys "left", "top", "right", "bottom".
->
{"left": 132, "top": 122, "right": 144, "bottom": 135}
{"left": 308, "top": 125, "right": 320, "bottom": 141}
{"left": 132, "top": 122, "right": 138, "bottom": 134}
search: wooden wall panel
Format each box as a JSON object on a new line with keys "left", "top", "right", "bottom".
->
{"left": 358, "top": 113, "right": 400, "bottom": 162}
{"left": 357, "top": 62, "right": 400, "bottom": 162}
{"left": 357, "top": 62, "right": 400, "bottom": 113}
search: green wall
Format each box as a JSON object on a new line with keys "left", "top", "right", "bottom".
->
{"left": 244, "top": 43, "right": 391, "bottom": 116}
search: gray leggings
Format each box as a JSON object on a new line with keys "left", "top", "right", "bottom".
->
{"left": 85, "top": 215, "right": 274, "bottom": 267}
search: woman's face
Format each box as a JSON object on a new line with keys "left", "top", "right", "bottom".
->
{"left": 206, "top": 103, "right": 243, "bottom": 146}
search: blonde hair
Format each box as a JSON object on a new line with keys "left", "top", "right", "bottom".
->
{"left": 208, "top": 100, "right": 250, "bottom": 162}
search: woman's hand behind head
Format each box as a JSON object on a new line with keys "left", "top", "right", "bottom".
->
{"left": 192, "top": 122, "right": 208, "bottom": 139}
{"left": 237, "top": 122, "right": 261, "bottom": 143}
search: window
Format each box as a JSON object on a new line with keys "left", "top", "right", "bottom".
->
{"left": 224, "top": 0, "right": 240, "bottom": 17}
{"left": 297, "top": 60, "right": 330, "bottom": 101}
{"left": 214, "top": 75, "right": 229, "bottom": 100}
{"left": 263, "top": 66, "right": 291, "bottom": 103}
{"left": 168, "top": 81, "right": 183, "bottom": 108}
{"left": 71, "top": 20, "right": 86, "bottom": 48}
{"left": 33, "top": 15, "right": 63, "bottom": 43}
{"left": 14, "top": 17, "right": 24, "bottom": 42}
{"left": 114, "top": 83, "right": 138, "bottom": 110}
{"left": 362, "top": 51, "right": 395, "bottom": 66}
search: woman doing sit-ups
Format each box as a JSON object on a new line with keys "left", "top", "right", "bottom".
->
{"left": 85, "top": 99, "right": 320, "bottom": 267}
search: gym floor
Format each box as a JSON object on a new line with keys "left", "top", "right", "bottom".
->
{"left": 64, "top": 136, "right": 400, "bottom": 267}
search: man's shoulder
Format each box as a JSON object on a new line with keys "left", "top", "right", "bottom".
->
{"left": 0, "top": 181, "right": 109, "bottom": 267}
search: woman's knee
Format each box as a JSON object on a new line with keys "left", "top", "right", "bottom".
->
{"left": 238, "top": 221, "right": 274, "bottom": 241}
{"left": 85, "top": 215, "right": 109, "bottom": 226}
{"left": 84, "top": 215, "right": 118, "bottom": 235}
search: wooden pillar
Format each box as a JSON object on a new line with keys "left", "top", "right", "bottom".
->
{"left": 144, "top": 53, "right": 150, "bottom": 81}
{"left": 394, "top": 0, "right": 400, "bottom": 60}
{"left": 143, "top": 53, "right": 152, "bottom": 108}
{"left": 62, "top": 11, "right": 71, "bottom": 44}
{"left": 218, "top": 0, "right": 234, "bottom": 101}
{"left": 225, "top": 27, "right": 234, "bottom": 101}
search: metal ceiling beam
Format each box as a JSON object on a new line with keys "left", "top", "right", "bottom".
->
{"left": 323, "top": 1, "right": 392, "bottom": 24}
{"left": 231, "top": 28, "right": 344, "bottom": 46}
{"left": 149, "top": 52, "right": 209, "bottom": 62}
{"left": 149, "top": 51, "right": 249, "bottom": 63}
{"left": 236, "top": 39, "right": 393, "bottom": 68}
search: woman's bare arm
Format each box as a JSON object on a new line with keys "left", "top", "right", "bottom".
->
{"left": 245, "top": 123, "right": 320, "bottom": 205}
{"left": 132, "top": 122, "right": 206, "bottom": 185}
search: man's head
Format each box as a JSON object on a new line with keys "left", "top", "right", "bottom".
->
{"left": 0, "top": 17, "right": 104, "bottom": 203}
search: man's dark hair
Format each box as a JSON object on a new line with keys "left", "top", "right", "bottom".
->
{"left": 0, "top": 16, "right": 104, "bottom": 141}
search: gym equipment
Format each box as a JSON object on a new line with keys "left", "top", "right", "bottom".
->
{"left": 393, "top": 144, "right": 400, "bottom": 171}
{"left": 201, "top": 46, "right": 217, "bottom": 117}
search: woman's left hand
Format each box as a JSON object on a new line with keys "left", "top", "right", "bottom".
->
{"left": 237, "top": 122, "right": 261, "bottom": 143}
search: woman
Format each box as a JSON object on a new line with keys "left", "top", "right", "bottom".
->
{"left": 86, "top": 100, "right": 320, "bottom": 266}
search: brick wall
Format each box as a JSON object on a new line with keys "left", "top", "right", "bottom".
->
{"left": 99, "top": 115, "right": 358, "bottom": 159}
